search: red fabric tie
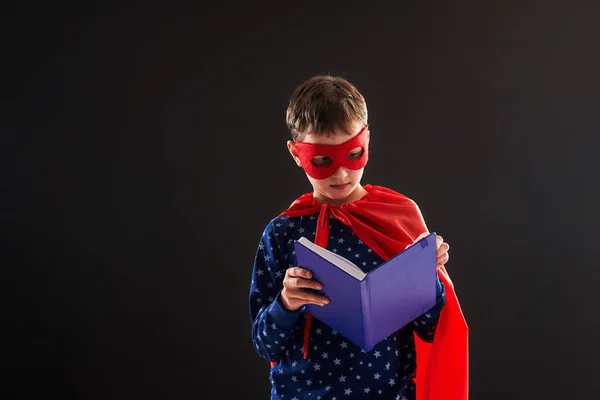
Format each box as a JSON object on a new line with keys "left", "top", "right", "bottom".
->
{"left": 302, "top": 203, "right": 335, "bottom": 359}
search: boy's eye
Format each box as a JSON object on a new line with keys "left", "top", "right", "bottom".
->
{"left": 347, "top": 147, "right": 364, "bottom": 160}
{"left": 311, "top": 156, "right": 332, "bottom": 167}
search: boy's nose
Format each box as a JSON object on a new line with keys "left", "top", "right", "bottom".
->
{"left": 331, "top": 166, "right": 349, "bottom": 181}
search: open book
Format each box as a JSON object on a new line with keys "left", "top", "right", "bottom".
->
{"left": 294, "top": 233, "right": 438, "bottom": 351}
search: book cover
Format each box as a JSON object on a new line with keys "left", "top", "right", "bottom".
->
{"left": 294, "top": 233, "right": 437, "bottom": 351}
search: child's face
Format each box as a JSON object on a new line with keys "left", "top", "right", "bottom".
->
{"left": 287, "top": 122, "right": 370, "bottom": 205}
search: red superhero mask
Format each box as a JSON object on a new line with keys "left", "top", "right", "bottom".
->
{"left": 293, "top": 125, "right": 370, "bottom": 180}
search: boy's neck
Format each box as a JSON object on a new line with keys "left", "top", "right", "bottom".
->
{"left": 313, "top": 185, "right": 368, "bottom": 207}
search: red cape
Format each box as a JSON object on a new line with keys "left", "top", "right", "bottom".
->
{"left": 273, "top": 184, "right": 468, "bottom": 400}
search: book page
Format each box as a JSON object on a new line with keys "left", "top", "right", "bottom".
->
{"left": 297, "top": 237, "right": 366, "bottom": 281}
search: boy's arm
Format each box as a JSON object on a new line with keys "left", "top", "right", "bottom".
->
{"left": 412, "top": 275, "right": 446, "bottom": 342}
{"left": 249, "top": 221, "right": 303, "bottom": 362}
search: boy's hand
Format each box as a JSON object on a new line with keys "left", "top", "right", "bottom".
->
{"left": 280, "top": 267, "right": 330, "bottom": 311}
{"left": 435, "top": 235, "right": 450, "bottom": 267}
{"left": 406, "top": 232, "right": 450, "bottom": 267}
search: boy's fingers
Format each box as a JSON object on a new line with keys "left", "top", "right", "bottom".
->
{"left": 284, "top": 277, "right": 323, "bottom": 291}
{"left": 436, "top": 242, "right": 449, "bottom": 254}
{"left": 437, "top": 252, "right": 449, "bottom": 264}
{"left": 436, "top": 235, "right": 445, "bottom": 249}
{"left": 296, "top": 278, "right": 323, "bottom": 291}
{"left": 290, "top": 291, "right": 329, "bottom": 306}
{"left": 287, "top": 267, "right": 312, "bottom": 279}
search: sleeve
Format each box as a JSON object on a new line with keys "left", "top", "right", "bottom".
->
{"left": 249, "top": 221, "right": 303, "bottom": 362}
{"left": 412, "top": 274, "right": 446, "bottom": 342}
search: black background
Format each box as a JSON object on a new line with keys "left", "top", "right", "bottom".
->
{"left": 2, "top": 1, "right": 599, "bottom": 399}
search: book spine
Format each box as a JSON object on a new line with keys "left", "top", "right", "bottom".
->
{"left": 360, "top": 278, "right": 373, "bottom": 351}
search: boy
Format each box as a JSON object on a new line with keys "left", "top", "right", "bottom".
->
{"left": 249, "top": 76, "right": 468, "bottom": 400}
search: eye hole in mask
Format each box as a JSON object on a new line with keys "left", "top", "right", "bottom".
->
{"left": 311, "top": 147, "right": 365, "bottom": 167}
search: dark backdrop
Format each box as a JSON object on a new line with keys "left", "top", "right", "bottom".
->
{"left": 2, "top": 1, "right": 599, "bottom": 399}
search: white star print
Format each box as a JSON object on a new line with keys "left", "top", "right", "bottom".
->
{"left": 250, "top": 216, "right": 440, "bottom": 399}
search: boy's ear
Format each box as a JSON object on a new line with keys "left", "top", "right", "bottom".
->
{"left": 287, "top": 140, "right": 302, "bottom": 167}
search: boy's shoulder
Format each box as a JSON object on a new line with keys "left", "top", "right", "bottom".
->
{"left": 258, "top": 195, "right": 320, "bottom": 239}
{"left": 265, "top": 211, "right": 317, "bottom": 232}
{"left": 366, "top": 184, "right": 416, "bottom": 201}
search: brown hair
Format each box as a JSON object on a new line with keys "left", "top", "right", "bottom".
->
{"left": 286, "top": 75, "right": 368, "bottom": 141}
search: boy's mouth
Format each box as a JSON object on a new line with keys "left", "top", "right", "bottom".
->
{"left": 330, "top": 183, "right": 350, "bottom": 190}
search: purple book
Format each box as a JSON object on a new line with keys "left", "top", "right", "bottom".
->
{"left": 294, "top": 233, "right": 437, "bottom": 352}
